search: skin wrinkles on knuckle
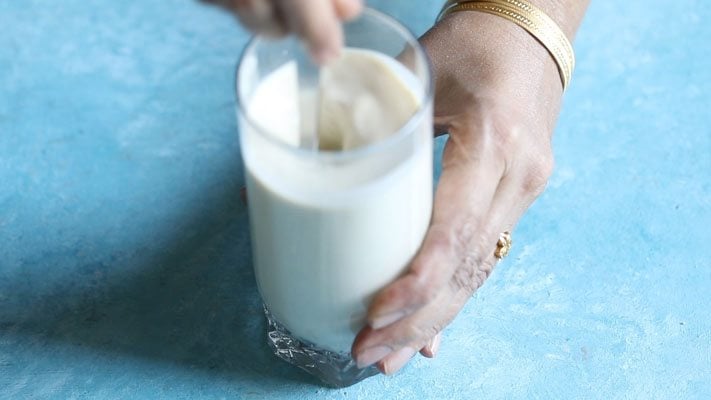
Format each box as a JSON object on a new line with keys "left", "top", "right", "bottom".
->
{"left": 407, "top": 223, "right": 473, "bottom": 304}
{"left": 433, "top": 217, "right": 489, "bottom": 295}
{"left": 449, "top": 258, "right": 485, "bottom": 295}
{"left": 448, "top": 232, "right": 499, "bottom": 295}
{"left": 406, "top": 226, "right": 458, "bottom": 304}
{"left": 453, "top": 218, "right": 477, "bottom": 250}
{"left": 478, "top": 257, "right": 497, "bottom": 280}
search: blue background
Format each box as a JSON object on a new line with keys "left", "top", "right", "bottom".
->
{"left": 1, "top": 0, "right": 709, "bottom": 398}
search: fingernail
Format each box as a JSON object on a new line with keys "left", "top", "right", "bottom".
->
{"left": 382, "top": 347, "right": 416, "bottom": 375}
{"left": 356, "top": 346, "right": 391, "bottom": 369}
{"left": 429, "top": 334, "right": 441, "bottom": 357}
{"left": 371, "top": 310, "right": 405, "bottom": 330}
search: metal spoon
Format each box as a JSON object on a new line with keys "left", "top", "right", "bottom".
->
{"left": 298, "top": 50, "right": 321, "bottom": 151}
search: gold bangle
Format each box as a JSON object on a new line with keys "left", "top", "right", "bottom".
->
{"left": 437, "top": 0, "right": 575, "bottom": 91}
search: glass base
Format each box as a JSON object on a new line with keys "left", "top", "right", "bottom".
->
{"left": 264, "top": 306, "right": 379, "bottom": 387}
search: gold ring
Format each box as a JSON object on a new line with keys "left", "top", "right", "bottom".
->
{"left": 494, "top": 231, "right": 512, "bottom": 259}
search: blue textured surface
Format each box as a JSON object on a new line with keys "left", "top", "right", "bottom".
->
{"left": 1, "top": 0, "right": 709, "bottom": 398}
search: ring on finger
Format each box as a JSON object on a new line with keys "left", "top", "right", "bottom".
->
{"left": 494, "top": 231, "right": 512, "bottom": 259}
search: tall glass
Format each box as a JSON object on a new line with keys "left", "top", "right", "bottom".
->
{"left": 236, "top": 9, "right": 432, "bottom": 387}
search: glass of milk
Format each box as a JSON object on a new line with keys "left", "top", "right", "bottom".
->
{"left": 236, "top": 8, "right": 432, "bottom": 387}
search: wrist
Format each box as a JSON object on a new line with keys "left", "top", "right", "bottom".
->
{"left": 423, "top": 11, "right": 563, "bottom": 115}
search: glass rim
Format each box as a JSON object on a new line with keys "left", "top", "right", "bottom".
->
{"left": 235, "top": 7, "right": 433, "bottom": 162}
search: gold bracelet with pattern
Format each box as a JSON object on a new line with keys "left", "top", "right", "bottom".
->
{"left": 437, "top": 0, "right": 575, "bottom": 91}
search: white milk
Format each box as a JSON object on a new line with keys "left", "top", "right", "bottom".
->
{"left": 241, "top": 49, "right": 432, "bottom": 353}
